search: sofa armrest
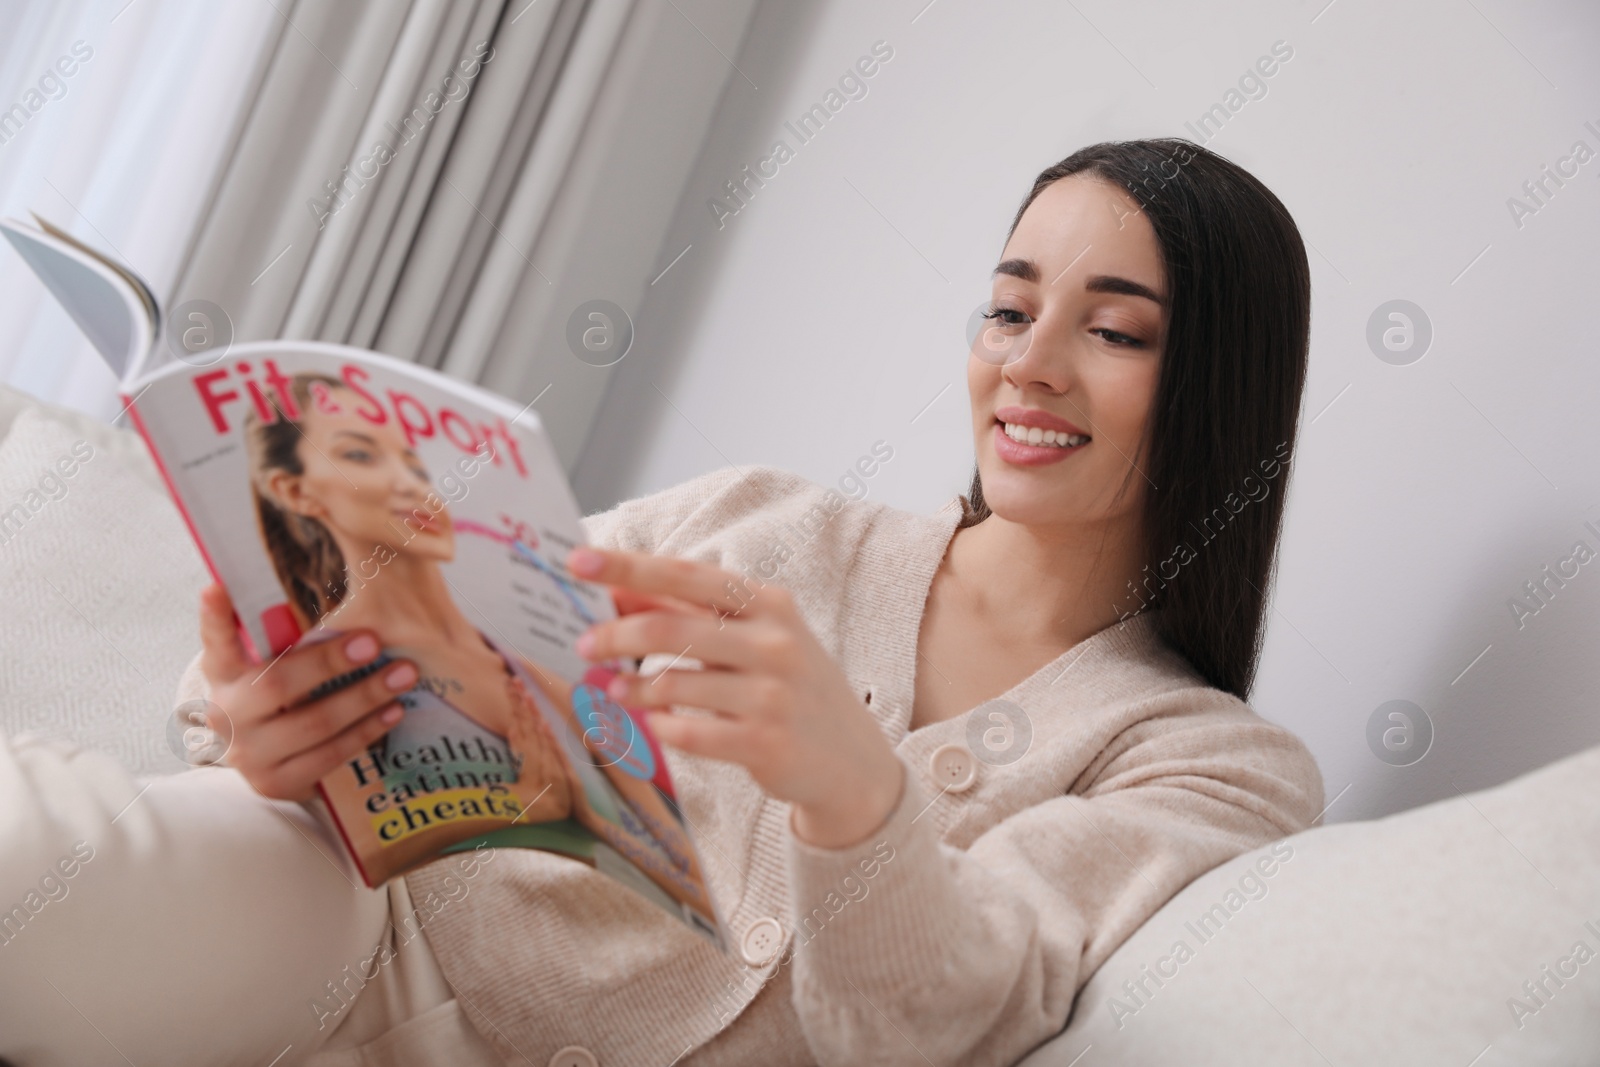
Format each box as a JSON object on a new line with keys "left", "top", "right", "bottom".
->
{"left": 1019, "top": 743, "right": 1600, "bottom": 1066}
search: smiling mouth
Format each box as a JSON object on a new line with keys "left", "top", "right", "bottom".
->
{"left": 997, "top": 420, "right": 1090, "bottom": 448}
{"left": 396, "top": 510, "right": 442, "bottom": 531}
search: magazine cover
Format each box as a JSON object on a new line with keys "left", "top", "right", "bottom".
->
{"left": 1, "top": 216, "right": 728, "bottom": 950}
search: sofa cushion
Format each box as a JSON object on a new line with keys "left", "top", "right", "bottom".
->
{"left": 1020, "top": 741, "right": 1600, "bottom": 1065}
{"left": 0, "top": 383, "right": 165, "bottom": 496}
{"left": 0, "top": 404, "right": 207, "bottom": 778}
{"left": 0, "top": 382, "right": 35, "bottom": 441}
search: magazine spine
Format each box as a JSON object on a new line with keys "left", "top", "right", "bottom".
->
{"left": 122, "top": 391, "right": 226, "bottom": 590}
{"left": 316, "top": 779, "right": 376, "bottom": 889}
{"left": 123, "top": 393, "right": 277, "bottom": 659}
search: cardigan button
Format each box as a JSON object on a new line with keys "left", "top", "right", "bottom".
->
{"left": 928, "top": 743, "right": 976, "bottom": 792}
{"left": 740, "top": 916, "right": 785, "bottom": 966}
{"left": 548, "top": 1048, "right": 598, "bottom": 1067}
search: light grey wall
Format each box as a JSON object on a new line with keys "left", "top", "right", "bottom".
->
{"left": 574, "top": 0, "right": 1600, "bottom": 821}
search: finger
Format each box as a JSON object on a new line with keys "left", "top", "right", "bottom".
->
{"left": 643, "top": 708, "right": 751, "bottom": 763}
{"left": 608, "top": 586, "right": 716, "bottom": 619}
{"left": 610, "top": 665, "right": 784, "bottom": 722}
{"left": 569, "top": 547, "right": 758, "bottom": 618}
{"left": 199, "top": 584, "right": 253, "bottom": 683}
{"left": 246, "top": 629, "right": 389, "bottom": 715}
{"left": 244, "top": 658, "right": 419, "bottom": 768}
{"left": 580, "top": 610, "right": 774, "bottom": 671}
{"left": 256, "top": 702, "right": 406, "bottom": 802}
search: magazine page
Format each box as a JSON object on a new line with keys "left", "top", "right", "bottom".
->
{"left": 0, "top": 216, "right": 157, "bottom": 381}
{"left": 126, "top": 342, "right": 726, "bottom": 948}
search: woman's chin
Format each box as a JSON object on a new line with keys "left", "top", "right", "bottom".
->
{"left": 405, "top": 530, "right": 456, "bottom": 559}
{"left": 975, "top": 472, "right": 1082, "bottom": 529}
{"left": 979, "top": 498, "right": 1056, "bottom": 529}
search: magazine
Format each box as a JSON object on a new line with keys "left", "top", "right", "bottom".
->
{"left": 1, "top": 215, "right": 728, "bottom": 950}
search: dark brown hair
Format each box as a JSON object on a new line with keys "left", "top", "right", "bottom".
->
{"left": 245, "top": 373, "right": 349, "bottom": 628}
{"left": 961, "top": 139, "right": 1311, "bottom": 698}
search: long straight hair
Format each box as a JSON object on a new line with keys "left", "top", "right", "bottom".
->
{"left": 961, "top": 139, "right": 1311, "bottom": 699}
{"left": 245, "top": 373, "right": 350, "bottom": 628}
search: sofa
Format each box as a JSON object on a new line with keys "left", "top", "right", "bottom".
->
{"left": 1, "top": 381, "right": 1596, "bottom": 1066}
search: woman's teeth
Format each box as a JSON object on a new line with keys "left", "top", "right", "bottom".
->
{"left": 1002, "top": 422, "right": 1089, "bottom": 448}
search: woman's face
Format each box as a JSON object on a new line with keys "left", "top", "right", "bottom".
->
{"left": 967, "top": 174, "right": 1168, "bottom": 533}
{"left": 266, "top": 386, "right": 455, "bottom": 563}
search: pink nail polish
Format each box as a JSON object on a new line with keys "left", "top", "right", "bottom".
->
{"left": 570, "top": 548, "right": 603, "bottom": 576}
{"left": 575, "top": 631, "right": 595, "bottom": 657}
{"left": 384, "top": 663, "right": 418, "bottom": 691}
{"left": 345, "top": 634, "right": 379, "bottom": 663}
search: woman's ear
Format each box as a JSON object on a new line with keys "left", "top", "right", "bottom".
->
{"left": 263, "top": 467, "right": 323, "bottom": 519}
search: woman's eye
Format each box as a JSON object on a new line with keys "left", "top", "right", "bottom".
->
{"left": 1093, "top": 327, "right": 1145, "bottom": 348}
{"left": 341, "top": 449, "right": 374, "bottom": 462}
{"left": 982, "top": 304, "right": 1031, "bottom": 327}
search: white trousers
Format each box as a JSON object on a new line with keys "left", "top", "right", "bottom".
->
{"left": 0, "top": 731, "right": 504, "bottom": 1067}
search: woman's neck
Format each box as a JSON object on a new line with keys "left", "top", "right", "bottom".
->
{"left": 317, "top": 552, "right": 477, "bottom": 648}
{"left": 944, "top": 509, "right": 1144, "bottom": 654}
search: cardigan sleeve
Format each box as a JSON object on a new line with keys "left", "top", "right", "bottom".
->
{"left": 579, "top": 465, "right": 774, "bottom": 554}
{"left": 782, "top": 700, "right": 1324, "bottom": 1067}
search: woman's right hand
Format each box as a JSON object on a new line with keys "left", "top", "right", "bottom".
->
{"left": 198, "top": 583, "right": 419, "bottom": 802}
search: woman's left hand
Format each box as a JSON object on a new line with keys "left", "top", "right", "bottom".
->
{"left": 568, "top": 546, "right": 905, "bottom": 850}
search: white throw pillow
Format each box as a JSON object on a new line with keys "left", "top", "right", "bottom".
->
{"left": 1020, "top": 742, "right": 1600, "bottom": 1066}
{"left": 0, "top": 383, "right": 167, "bottom": 496}
{"left": 0, "top": 406, "right": 207, "bottom": 777}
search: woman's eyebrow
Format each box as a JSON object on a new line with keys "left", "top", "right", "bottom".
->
{"left": 992, "top": 257, "right": 1039, "bottom": 283}
{"left": 1084, "top": 274, "right": 1166, "bottom": 307}
{"left": 331, "top": 429, "right": 380, "bottom": 445}
{"left": 993, "top": 257, "right": 1166, "bottom": 307}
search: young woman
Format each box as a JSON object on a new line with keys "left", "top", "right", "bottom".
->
{"left": 0, "top": 138, "right": 1322, "bottom": 1067}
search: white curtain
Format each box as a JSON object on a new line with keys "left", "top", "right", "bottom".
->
{"left": 3, "top": 0, "right": 762, "bottom": 468}
{"left": 0, "top": 0, "right": 278, "bottom": 419}
{"left": 171, "top": 0, "right": 761, "bottom": 469}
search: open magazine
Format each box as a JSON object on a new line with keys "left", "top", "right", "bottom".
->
{"left": 2, "top": 215, "right": 728, "bottom": 951}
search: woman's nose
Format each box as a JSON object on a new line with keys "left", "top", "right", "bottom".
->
{"left": 392, "top": 467, "right": 429, "bottom": 496}
{"left": 1002, "top": 316, "right": 1075, "bottom": 394}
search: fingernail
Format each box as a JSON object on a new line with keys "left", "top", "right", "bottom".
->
{"left": 606, "top": 676, "right": 627, "bottom": 700}
{"left": 575, "top": 630, "right": 595, "bottom": 657}
{"left": 381, "top": 704, "right": 404, "bottom": 725}
{"left": 345, "top": 634, "right": 379, "bottom": 663}
{"left": 569, "top": 547, "right": 603, "bottom": 576}
{"left": 384, "top": 663, "right": 418, "bottom": 691}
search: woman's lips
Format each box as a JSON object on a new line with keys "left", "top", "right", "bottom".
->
{"left": 396, "top": 509, "right": 442, "bottom": 532}
{"left": 991, "top": 421, "right": 1087, "bottom": 466}
{"left": 993, "top": 405, "right": 1089, "bottom": 437}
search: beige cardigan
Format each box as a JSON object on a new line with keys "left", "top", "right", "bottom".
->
{"left": 401, "top": 466, "right": 1325, "bottom": 1066}
{"left": 193, "top": 465, "right": 1326, "bottom": 1066}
